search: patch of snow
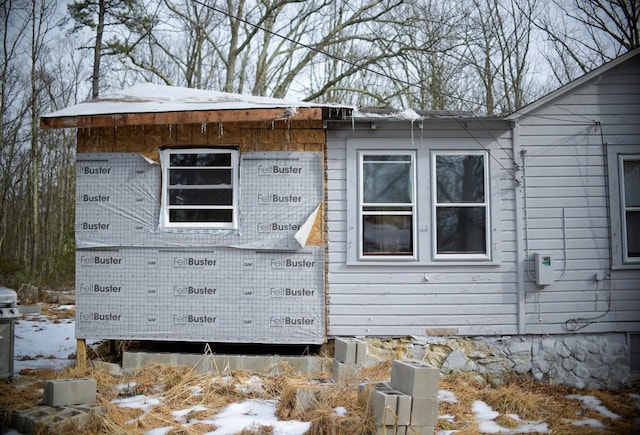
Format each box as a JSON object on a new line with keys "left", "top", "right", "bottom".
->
{"left": 206, "top": 399, "right": 310, "bottom": 435}
{"left": 439, "top": 414, "right": 456, "bottom": 423}
{"left": 172, "top": 405, "right": 209, "bottom": 424}
{"left": 334, "top": 406, "right": 347, "bottom": 417}
{"left": 112, "top": 394, "right": 163, "bottom": 411}
{"left": 43, "top": 83, "right": 350, "bottom": 118}
{"left": 472, "top": 401, "right": 549, "bottom": 434}
{"left": 14, "top": 315, "right": 76, "bottom": 372}
{"left": 567, "top": 395, "right": 621, "bottom": 420}
{"left": 472, "top": 400, "right": 500, "bottom": 421}
{"left": 438, "top": 389, "right": 459, "bottom": 404}
{"left": 570, "top": 418, "right": 606, "bottom": 429}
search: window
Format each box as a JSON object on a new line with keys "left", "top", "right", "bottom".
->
{"left": 345, "top": 138, "right": 500, "bottom": 265}
{"left": 621, "top": 156, "right": 640, "bottom": 263}
{"left": 359, "top": 151, "right": 415, "bottom": 258}
{"left": 160, "top": 148, "right": 239, "bottom": 229}
{"left": 432, "top": 151, "right": 489, "bottom": 259}
{"left": 607, "top": 146, "right": 640, "bottom": 269}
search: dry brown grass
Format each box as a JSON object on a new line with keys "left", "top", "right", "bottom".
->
{"left": 2, "top": 352, "right": 639, "bottom": 435}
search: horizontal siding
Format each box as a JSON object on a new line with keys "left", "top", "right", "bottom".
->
{"left": 326, "top": 125, "right": 518, "bottom": 337}
{"left": 518, "top": 54, "right": 640, "bottom": 335}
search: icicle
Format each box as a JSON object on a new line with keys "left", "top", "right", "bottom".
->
{"left": 201, "top": 122, "right": 207, "bottom": 134}
{"left": 410, "top": 119, "right": 415, "bottom": 146}
{"left": 218, "top": 122, "right": 224, "bottom": 138}
{"left": 420, "top": 120, "right": 425, "bottom": 147}
{"left": 271, "top": 120, "right": 275, "bottom": 130}
{"left": 168, "top": 124, "right": 172, "bottom": 137}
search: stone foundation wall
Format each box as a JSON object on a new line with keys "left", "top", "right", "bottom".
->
{"left": 362, "top": 333, "right": 630, "bottom": 390}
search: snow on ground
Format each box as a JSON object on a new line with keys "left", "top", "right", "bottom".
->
{"left": 10, "top": 308, "right": 633, "bottom": 434}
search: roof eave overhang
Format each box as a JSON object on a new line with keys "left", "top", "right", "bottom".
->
{"left": 39, "top": 106, "right": 337, "bottom": 129}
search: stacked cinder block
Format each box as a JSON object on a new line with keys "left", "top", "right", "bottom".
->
{"left": 332, "top": 337, "right": 367, "bottom": 381}
{"left": 359, "top": 360, "right": 439, "bottom": 435}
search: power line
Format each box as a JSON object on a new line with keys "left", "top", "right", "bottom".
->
{"left": 192, "top": 0, "right": 520, "bottom": 182}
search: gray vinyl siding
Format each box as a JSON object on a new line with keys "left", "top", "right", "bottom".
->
{"left": 326, "top": 120, "right": 518, "bottom": 337}
{"left": 517, "top": 53, "right": 640, "bottom": 335}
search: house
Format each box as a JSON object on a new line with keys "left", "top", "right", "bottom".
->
{"left": 323, "top": 47, "right": 640, "bottom": 387}
{"left": 41, "top": 48, "right": 640, "bottom": 388}
{"left": 41, "top": 84, "right": 351, "bottom": 346}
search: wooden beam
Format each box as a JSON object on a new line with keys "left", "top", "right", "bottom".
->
{"left": 76, "top": 338, "right": 87, "bottom": 372}
{"left": 40, "top": 107, "right": 324, "bottom": 129}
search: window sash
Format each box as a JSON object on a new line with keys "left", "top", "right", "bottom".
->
{"left": 161, "top": 148, "right": 239, "bottom": 229}
{"left": 359, "top": 151, "right": 416, "bottom": 258}
{"left": 620, "top": 156, "right": 640, "bottom": 262}
{"left": 432, "top": 151, "right": 489, "bottom": 259}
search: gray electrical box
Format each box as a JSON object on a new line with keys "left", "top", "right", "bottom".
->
{"left": 534, "top": 253, "right": 554, "bottom": 286}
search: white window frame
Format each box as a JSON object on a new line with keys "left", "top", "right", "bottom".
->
{"left": 345, "top": 138, "right": 501, "bottom": 266}
{"left": 159, "top": 147, "right": 239, "bottom": 230}
{"left": 606, "top": 146, "right": 640, "bottom": 269}
{"left": 358, "top": 150, "right": 417, "bottom": 260}
{"left": 431, "top": 150, "right": 490, "bottom": 261}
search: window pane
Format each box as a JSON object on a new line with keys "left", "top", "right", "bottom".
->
{"left": 436, "top": 207, "right": 486, "bottom": 254}
{"left": 169, "top": 169, "right": 231, "bottom": 186}
{"left": 363, "top": 215, "right": 413, "bottom": 255}
{"left": 170, "top": 209, "right": 233, "bottom": 223}
{"left": 169, "top": 189, "right": 233, "bottom": 206}
{"left": 626, "top": 211, "right": 640, "bottom": 258}
{"left": 170, "top": 153, "right": 231, "bottom": 167}
{"left": 623, "top": 159, "right": 640, "bottom": 207}
{"left": 436, "top": 155, "right": 484, "bottom": 203}
{"left": 363, "top": 159, "right": 412, "bottom": 203}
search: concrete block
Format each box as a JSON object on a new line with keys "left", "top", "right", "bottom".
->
{"left": 212, "top": 355, "right": 242, "bottom": 375}
{"left": 91, "top": 360, "right": 124, "bottom": 377}
{"left": 410, "top": 396, "right": 438, "bottom": 426}
{"left": 376, "top": 425, "right": 406, "bottom": 435}
{"left": 332, "top": 360, "right": 358, "bottom": 381}
{"left": 406, "top": 425, "right": 434, "bottom": 435}
{"left": 335, "top": 338, "right": 357, "bottom": 363}
{"left": 394, "top": 391, "right": 412, "bottom": 425}
{"left": 241, "top": 355, "right": 275, "bottom": 373}
{"left": 43, "top": 378, "right": 97, "bottom": 406}
{"left": 334, "top": 338, "right": 367, "bottom": 364}
{"left": 390, "top": 360, "right": 439, "bottom": 398}
{"left": 370, "top": 386, "right": 398, "bottom": 424}
{"left": 294, "top": 388, "right": 319, "bottom": 410}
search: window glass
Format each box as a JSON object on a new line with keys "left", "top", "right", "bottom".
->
{"left": 161, "top": 148, "right": 238, "bottom": 229}
{"left": 360, "top": 152, "right": 415, "bottom": 257}
{"left": 434, "top": 152, "right": 488, "bottom": 257}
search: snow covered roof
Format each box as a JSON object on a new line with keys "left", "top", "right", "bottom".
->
{"left": 40, "top": 83, "right": 353, "bottom": 128}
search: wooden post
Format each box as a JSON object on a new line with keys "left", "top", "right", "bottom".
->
{"left": 76, "top": 339, "right": 87, "bottom": 372}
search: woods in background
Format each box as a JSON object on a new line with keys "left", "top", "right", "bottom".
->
{"left": 1, "top": 0, "right": 638, "bottom": 289}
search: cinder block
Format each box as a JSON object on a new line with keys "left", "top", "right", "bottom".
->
{"left": 394, "top": 391, "right": 412, "bottom": 425}
{"left": 370, "top": 386, "right": 398, "bottom": 424}
{"left": 410, "top": 396, "right": 438, "bottom": 426}
{"left": 376, "top": 425, "right": 406, "bottom": 435}
{"left": 355, "top": 339, "right": 367, "bottom": 364}
{"left": 294, "top": 388, "right": 319, "bottom": 410}
{"left": 334, "top": 338, "right": 367, "bottom": 364}
{"left": 405, "top": 425, "right": 434, "bottom": 435}
{"left": 390, "top": 360, "right": 439, "bottom": 398}
{"left": 43, "top": 378, "right": 97, "bottom": 406}
{"left": 334, "top": 338, "right": 357, "bottom": 363}
{"left": 332, "top": 360, "right": 358, "bottom": 381}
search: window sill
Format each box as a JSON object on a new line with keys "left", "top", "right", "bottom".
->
{"left": 346, "top": 259, "right": 502, "bottom": 267}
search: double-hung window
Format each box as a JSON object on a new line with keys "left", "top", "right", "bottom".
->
{"left": 620, "top": 155, "right": 640, "bottom": 263}
{"left": 359, "top": 151, "right": 416, "bottom": 258}
{"left": 160, "top": 148, "right": 239, "bottom": 229}
{"left": 433, "top": 151, "right": 489, "bottom": 259}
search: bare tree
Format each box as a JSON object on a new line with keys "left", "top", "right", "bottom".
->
{"left": 537, "top": 0, "right": 639, "bottom": 83}
{"left": 103, "top": 0, "right": 405, "bottom": 101}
